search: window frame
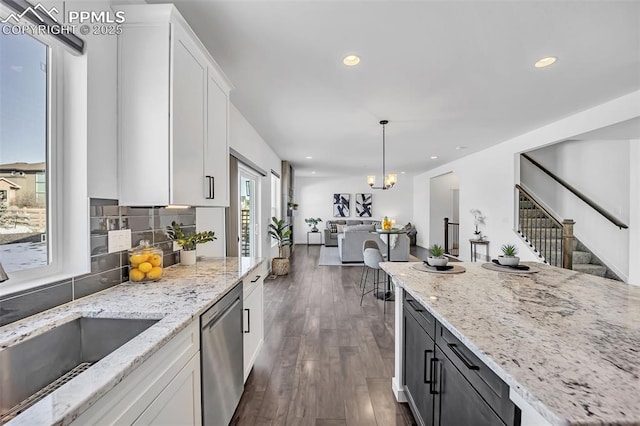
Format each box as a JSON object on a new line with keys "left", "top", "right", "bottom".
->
{"left": 0, "top": 4, "right": 89, "bottom": 296}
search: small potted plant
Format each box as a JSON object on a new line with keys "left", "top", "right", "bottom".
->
{"left": 498, "top": 244, "right": 520, "bottom": 266}
{"left": 304, "top": 217, "right": 322, "bottom": 232}
{"left": 470, "top": 208, "right": 485, "bottom": 240}
{"left": 427, "top": 244, "right": 448, "bottom": 267}
{"left": 167, "top": 221, "right": 216, "bottom": 266}
{"left": 268, "top": 216, "right": 292, "bottom": 275}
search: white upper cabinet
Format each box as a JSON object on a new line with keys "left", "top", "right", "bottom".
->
{"left": 117, "top": 5, "right": 232, "bottom": 207}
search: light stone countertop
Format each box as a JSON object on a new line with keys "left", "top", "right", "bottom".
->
{"left": 379, "top": 261, "right": 640, "bottom": 426}
{"left": 0, "top": 257, "right": 265, "bottom": 426}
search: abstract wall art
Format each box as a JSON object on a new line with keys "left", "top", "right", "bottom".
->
{"left": 355, "top": 193, "right": 372, "bottom": 217}
{"left": 333, "top": 193, "right": 350, "bottom": 217}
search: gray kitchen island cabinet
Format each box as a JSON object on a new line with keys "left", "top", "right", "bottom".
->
{"left": 403, "top": 291, "right": 517, "bottom": 426}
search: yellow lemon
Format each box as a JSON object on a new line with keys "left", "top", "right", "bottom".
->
{"left": 130, "top": 262, "right": 139, "bottom": 269}
{"left": 148, "top": 254, "right": 162, "bottom": 267}
{"left": 129, "top": 268, "right": 145, "bottom": 282}
{"left": 130, "top": 254, "right": 149, "bottom": 264}
{"left": 146, "top": 266, "right": 163, "bottom": 280}
{"left": 138, "top": 262, "right": 153, "bottom": 273}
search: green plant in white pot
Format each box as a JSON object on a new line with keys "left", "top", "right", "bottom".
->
{"left": 498, "top": 244, "right": 520, "bottom": 266}
{"left": 167, "top": 221, "right": 216, "bottom": 266}
{"left": 304, "top": 217, "right": 322, "bottom": 232}
{"left": 427, "top": 244, "right": 448, "bottom": 267}
{"left": 268, "top": 216, "right": 292, "bottom": 275}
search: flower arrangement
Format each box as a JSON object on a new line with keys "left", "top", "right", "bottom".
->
{"left": 470, "top": 209, "right": 486, "bottom": 239}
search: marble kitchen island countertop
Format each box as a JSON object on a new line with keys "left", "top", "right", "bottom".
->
{"left": 380, "top": 261, "right": 640, "bottom": 426}
{"left": 0, "top": 256, "right": 265, "bottom": 426}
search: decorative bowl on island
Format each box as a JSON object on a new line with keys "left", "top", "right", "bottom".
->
{"left": 497, "top": 256, "right": 520, "bottom": 267}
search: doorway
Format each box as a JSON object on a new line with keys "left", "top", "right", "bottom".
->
{"left": 239, "top": 166, "right": 260, "bottom": 257}
{"left": 429, "top": 172, "right": 460, "bottom": 252}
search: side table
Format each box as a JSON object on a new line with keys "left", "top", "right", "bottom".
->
{"left": 469, "top": 239, "right": 490, "bottom": 262}
{"left": 307, "top": 231, "right": 322, "bottom": 246}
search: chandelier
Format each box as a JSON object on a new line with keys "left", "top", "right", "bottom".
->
{"left": 367, "top": 120, "right": 397, "bottom": 190}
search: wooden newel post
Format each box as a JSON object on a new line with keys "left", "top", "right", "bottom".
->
{"left": 562, "top": 219, "right": 575, "bottom": 270}
{"left": 444, "top": 218, "right": 450, "bottom": 254}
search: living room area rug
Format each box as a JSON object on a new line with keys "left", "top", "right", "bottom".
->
{"left": 318, "top": 246, "right": 420, "bottom": 266}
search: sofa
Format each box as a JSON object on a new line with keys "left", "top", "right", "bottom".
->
{"left": 323, "top": 219, "right": 380, "bottom": 247}
{"left": 337, "top": 224, "right": 410, "bottom": 263}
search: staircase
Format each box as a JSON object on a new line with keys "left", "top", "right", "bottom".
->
{"left": 517, "top": 188, "right": 620, "bottom": 280}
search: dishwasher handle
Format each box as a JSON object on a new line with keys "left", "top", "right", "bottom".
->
{"left": 202, "top": 297, "right": 240, "bottom": 330}
{"left": 201, "top": 283, "right": 243, "bottom": 330}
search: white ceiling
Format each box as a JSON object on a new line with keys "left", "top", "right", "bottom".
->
{"left": 148, "top": 0, "right": 640, "bottom": 177}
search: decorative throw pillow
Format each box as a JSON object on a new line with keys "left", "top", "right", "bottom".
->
{"left": 336, "top": 224, "right": 346, "bottom": 233}
{"left": 330, "top": 222, "right": 337, "bottom": 233}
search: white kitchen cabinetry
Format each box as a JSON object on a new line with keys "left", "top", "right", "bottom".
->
{"left": 117, "top": 4, "right": 232, "bottom": 207}
{"left": 243, "top": 270, "right": 265, "bottom": 382}
{"left": 72, "top": 321, "right": 201, "bottom": 425}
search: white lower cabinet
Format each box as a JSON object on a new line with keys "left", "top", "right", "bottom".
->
{"left": 133, "top": 353, "right": 201, "bottom": 425}
{"left": 72, "top": 321, "right": 201, "bottom": 426}
{"left": 243, "top": 272, "right": 264, "bottom": 382}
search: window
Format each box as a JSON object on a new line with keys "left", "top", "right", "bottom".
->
{"left": 270, "top": 172, "right": 281, "bottom": 247}
{"left": 0, "top": 23, "right": 50, "bottom": 274}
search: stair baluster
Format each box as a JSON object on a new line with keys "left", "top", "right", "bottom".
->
{"left": 516, "top": 184, "right": 573, "bottom": 269}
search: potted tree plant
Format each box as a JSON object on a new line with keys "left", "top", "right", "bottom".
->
{"left": 498, "top": 244, "right": 520, "bottom": 266}
{"left": 427, "top": 244, "right": 448, "bottom": 267}
{"left": 304, "top": 217, "right": 322, "bottom": 232}
{"left": 268, "top": 216, "right": 292, "bottom": 275}
{"left": 167, "top": 221, "right": 216, "bottom": 266}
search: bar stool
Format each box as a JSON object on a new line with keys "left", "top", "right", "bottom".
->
{"left": 362, "top": 247, "right": 387, "bottom": 314}
{"left": 361, "top": 240, "right": 380, "bottom": 288}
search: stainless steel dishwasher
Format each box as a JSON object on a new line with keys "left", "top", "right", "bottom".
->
{"left": 201, "top": 283, "right": 243, "bottom": 426}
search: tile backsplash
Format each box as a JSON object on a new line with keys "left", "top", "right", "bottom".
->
{"left": 0, "top": 199, "right": 195, "bottom": 326}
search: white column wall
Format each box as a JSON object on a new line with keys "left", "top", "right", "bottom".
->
{"left": 629, "top": 140, "right": 640, "bottom": 285}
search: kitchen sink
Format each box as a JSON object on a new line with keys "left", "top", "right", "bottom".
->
{"left": 0, "top": 317, "right": 159, "bottom": 422}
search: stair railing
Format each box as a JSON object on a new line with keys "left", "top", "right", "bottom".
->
{"left": 443, "top": 217, "right": 459, "bottom": 256}
{"left": 516, "top": 184, "right": 574, "bottom": 269}
{"left": 521, "top": 153, "right": 628, "bottom": 229}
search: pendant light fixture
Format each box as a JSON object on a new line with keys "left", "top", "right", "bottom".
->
{"left": 367, "top": 120, "right": 397, "bottom": 190}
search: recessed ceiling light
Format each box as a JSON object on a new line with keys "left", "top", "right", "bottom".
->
{"left": 534, "top": 56, "right": 557, "bottom": 68}
{"left": 401, "top": 171, "right": 406, "bottom": 174}
{"left": 455, "top": 146, "right": 466, "bottom": 150}
{"left": 311, "top": 171, "right": 316, "bottom": 174}
{"left": 430, "top": 156, "right": 438, "bottom": 160}
{"left": 343, "top": 54, "right": 360, "bottom": 67}
{"left": 305, "top": 156, "right": 312, "bottom": 159}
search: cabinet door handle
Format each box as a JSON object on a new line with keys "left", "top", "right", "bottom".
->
{"left": 243, "top": 308, "right": 250, "bottom": 333}
{"left": 210, "top": 176, "right": 214, "bottom": 199}
{"left": 429, "top": 357, "right": 440, "bottom": 394}
{"left": 447, "top": 343, "right": 479, "bottom": 370}
{"left": 205, "top": 176, "right": 213, "bottom": 199}
{"left": 251, "top": 275, "right": 261, "bottom": 283}
{"left": 423, "top": 349, "right": 433, "bottom": 384}
{"left": 406, "top": 299, "right": 424, "bottom": 312}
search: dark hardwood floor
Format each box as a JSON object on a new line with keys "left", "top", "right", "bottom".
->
{"left": 232, "top": 245, "right": 416, "bottom": 426}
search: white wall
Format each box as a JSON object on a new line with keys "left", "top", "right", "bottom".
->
{"left": 629, "top": 140, "right": 640, "bottom": 284}
{"left": 293, "top": 175, "right": 414, "bottom": 244}
{"left": 429, "top": 173, "right": 459, "bottom": 248}
{"left": 229, "top": 104, "right": 281, "bottom": 261}
{"left": 413, "top": 90, "right": 640, "bottom": 283}
{"left": 521, "top": 139, "right": 631, "bottom": 280}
